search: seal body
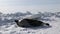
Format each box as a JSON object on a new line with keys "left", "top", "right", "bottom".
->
{"left": 15, "top": 19, "right": 49, "bottom": 27}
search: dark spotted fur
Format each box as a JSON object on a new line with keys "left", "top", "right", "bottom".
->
{"left": 15, "top": 19, "right": 49, "bottom": 27}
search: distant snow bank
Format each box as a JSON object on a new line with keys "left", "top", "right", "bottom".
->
{"left": 0, "top": 11, "right": 60, "bottom": 21}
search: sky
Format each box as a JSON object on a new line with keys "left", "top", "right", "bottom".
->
{"left": 0, "top": 0, "right": 60, "bottom": 14}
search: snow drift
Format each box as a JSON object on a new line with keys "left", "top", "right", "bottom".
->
{"left": 0, "top": 11, "right": 60, "bottom": 34}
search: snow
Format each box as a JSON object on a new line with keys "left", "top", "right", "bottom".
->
{"left": 0, "top": 11, "right": 60, "bottom": 34}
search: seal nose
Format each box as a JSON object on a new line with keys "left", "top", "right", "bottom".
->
{"left": 15, "top": 20, "right": 19, "bottom": 23}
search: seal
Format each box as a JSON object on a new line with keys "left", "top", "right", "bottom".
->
{"left": 15, "top": 19, "right": 49, "bottom": 27}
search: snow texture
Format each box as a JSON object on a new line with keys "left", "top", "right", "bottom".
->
{"left": 0, "top": 11, "right": 60, "bottom": 34}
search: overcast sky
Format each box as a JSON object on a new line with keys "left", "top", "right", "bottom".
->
{"left": 0, "top": 0, "right": 60, "bottom": 14}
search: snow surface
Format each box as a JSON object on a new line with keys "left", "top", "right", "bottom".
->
{"left": 0, "top": 11, "right": 60, "bottom": 34}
